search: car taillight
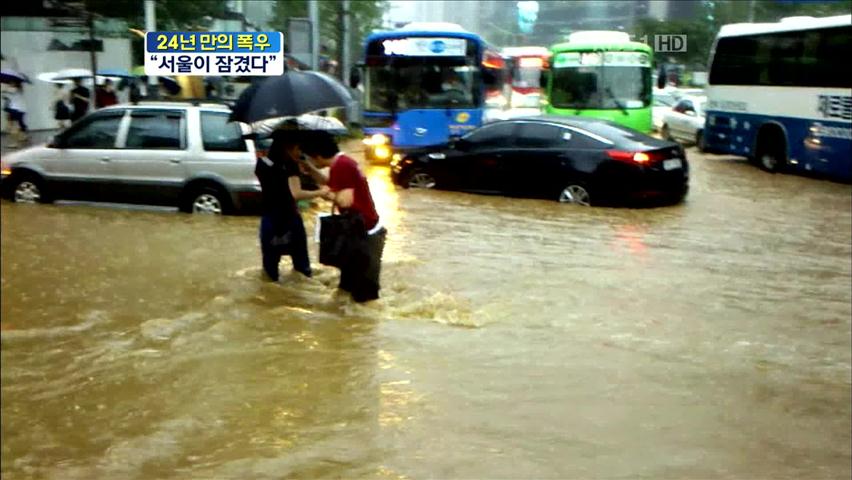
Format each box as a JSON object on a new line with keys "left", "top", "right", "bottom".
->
{"left": 606, "top": 150, "right": 666, "bottom": 164}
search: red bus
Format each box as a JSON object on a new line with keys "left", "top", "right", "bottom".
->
{"left": 502, "top": 46, "right": 549, "bottom": 109}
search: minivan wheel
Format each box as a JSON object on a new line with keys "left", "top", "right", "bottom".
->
{"left": 10, "top": 173, "right": 49, "bottom": 204}
{"left": 182, "top": 186, "right": 229, "bottom": 215}
{"left": 558, "top": 184, "right": 591, "bottom": 206}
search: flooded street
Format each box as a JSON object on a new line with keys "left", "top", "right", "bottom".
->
{"left": 2, "top": 149, "right": 850, "bottom": 479}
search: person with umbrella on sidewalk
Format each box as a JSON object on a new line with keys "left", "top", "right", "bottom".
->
{"left": 70, "top": 78, "right": 90, "bottom": 121}
{"left": 255, "top": 129, "right": 330, "bottom": 282}
{"left": 2, "top": 81, "right": 29, "bottom": 148}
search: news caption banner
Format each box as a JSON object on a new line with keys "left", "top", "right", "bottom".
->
{"left": 144, "top": 31, "right": 284, "bottom": 76}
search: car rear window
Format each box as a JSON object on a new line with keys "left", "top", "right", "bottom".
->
{"left": 201, "top": 111, "right": 247, "bottom": 152}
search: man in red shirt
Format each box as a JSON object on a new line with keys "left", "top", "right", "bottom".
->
{"left": 301, "top": 132, "right": 386, "bottom": 302}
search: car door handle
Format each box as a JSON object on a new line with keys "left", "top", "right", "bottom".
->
{"left": 100, "top": 157, "right": 111, "bottom": 162}
{"left": 169, "top": 158, "right": 182, "bottom": 164}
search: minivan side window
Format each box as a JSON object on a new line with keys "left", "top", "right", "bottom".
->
{"left": 201, "top": 111, "right": 247, "bottom": 152}
{"left": 62, "top": 112, "right": 124, "bottom": 149}
{"left": 125, "top": 110, "right": 185, "bottom": 150}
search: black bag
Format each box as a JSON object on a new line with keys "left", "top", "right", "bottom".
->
{"left": 319, "top": 211, "right": 368, "bottom": 268}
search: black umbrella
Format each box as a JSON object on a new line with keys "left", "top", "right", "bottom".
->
{"left": 229, "top": 70, "right": 354, "bottom": 124}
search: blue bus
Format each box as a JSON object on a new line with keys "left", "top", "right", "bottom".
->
{"left": 357, "top": 22, "right": 507, "bottom": 161}
{"left": 705, "top": 15, "right": 851, "bottom": 180}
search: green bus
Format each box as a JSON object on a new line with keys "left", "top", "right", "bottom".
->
{"left": 544, "top": 31, "right": 653, "bottom": 133}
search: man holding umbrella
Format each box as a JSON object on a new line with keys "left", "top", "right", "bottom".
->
{"left": 70, "top": 78, "right": 90, "bottom": 122}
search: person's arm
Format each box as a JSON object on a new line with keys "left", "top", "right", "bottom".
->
{"left": 327, "top": 188, "right": 355, "bottom": 208}
{"left": 288, "top": 175, "right": 328, "bottom": 201}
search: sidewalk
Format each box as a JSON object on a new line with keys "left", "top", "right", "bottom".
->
{"left": 0, "top": 129, "right": 59, "bottom": 154}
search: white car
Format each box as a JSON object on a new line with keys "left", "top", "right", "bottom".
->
{"left": 1, "top": 102, "right": 262, "bottom": 214}
{"left": 660, "top": 95, "right": 707, "bottom": 151}
{"left": 652, "top": 90, "right": 678, "bottom": 132}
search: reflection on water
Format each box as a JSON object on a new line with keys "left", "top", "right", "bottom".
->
{"left": 2, "top": 150, "right": 851, "bottom": 479}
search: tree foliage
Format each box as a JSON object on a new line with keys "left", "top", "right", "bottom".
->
{"left": 271, "top": 0, "right": 387, "bottom": 62}
{"left": 84, "top": 0, "right": 228, "bottom": 30}
{"left": 635, "top": 0, "right": 852, "bottom": 69}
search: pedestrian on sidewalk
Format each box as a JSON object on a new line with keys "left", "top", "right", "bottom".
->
{"left": 70, "top": 78, "right": 90, "bottom": 121}
{"left": 95, "top": 79, "right": 118, "bottom": 108}
{"left": 53, "top": 83, "right": 72, "bottom": 128}
{"left": 3, "top": 81, "right": 29, "bottom": 147}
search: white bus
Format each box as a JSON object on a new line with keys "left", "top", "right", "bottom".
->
{"left": 705, "top": 14, "right": 851, "bottom": 180}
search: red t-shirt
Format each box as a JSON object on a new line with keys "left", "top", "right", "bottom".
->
{"left": 327, "top": 153, "right": 379, "bottom": 230}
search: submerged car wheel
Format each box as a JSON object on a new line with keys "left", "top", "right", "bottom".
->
{"left": 9, "top": 173, "right": 49, "bottom": 204}
{"left": 558, "top": 184, "right": 591, "bottom": 206}
{"left": 407, "top": 171, "right": 436, "bottom": 189}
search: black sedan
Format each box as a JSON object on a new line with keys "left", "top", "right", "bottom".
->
{"left": 390, "top": 116, "right": 689, "bottom": 206}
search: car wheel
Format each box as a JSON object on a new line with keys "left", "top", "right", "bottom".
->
{"left": 661, "top": 124, "right": 673, "bottom": 141}
{"left": 558, "top": 184, "right": 591, "bottom": 206}
{"left": 182, "top": 186, "right": 229, "bottom": 215}
{"left": 9, "top": 173, "right": 50, "bottom": 204}
{"left": 407, "top": 170, "right": 437, "bottom": 189}
{"left": 696, "top": 130, "right": 706, "bottom": 152}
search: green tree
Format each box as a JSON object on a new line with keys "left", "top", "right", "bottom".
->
{"left": 84, "top": 0, "right": 228, "bottom": 30}
{"left": 272, "top": 0, "right": 387, "bottom": 75}
{"left": 634, "top": 18, "right": 716, "bottom": 69}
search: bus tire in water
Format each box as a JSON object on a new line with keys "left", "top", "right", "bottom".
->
{"left": 755, "top": 125, "right": 787, "bottom": 173}
{"left": 8, "top": 171, "right": 51, "bottom": 204}
{"left": 180, "top": 184, "right": 230, "bottom": 215}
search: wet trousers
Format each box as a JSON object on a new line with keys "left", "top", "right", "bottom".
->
{"left": 339, "top": 227, "right": 386, "bottom": 302}
{"left": 259, "top": 214, "right": 311, "bottom": 281}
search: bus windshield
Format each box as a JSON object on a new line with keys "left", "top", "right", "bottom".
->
{"left": 513, "top": 59, "right": 543, "bottom": 88}
{"left": 365, "top": 63, "right": 478, "bottom": 112}
{"left": 551, "top": 65, "right": 651, "bottom": 110}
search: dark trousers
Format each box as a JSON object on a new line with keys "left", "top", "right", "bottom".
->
{"left": 339, "top": 227, "right": 386, "bottom": 302}
{"left": 259, "top": 214, "right": 312, "bottom": 281}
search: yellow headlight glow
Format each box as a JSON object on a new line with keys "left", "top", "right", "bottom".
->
{"left": 374, "top": 145, "right": 391, "bottom": 160}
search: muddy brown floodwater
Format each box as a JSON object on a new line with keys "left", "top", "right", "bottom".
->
{"left": 2, "top": 148, "right": 850, "bottom": 479}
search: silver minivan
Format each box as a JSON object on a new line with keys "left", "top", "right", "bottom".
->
{"left": 0, "top": 102, "right": 261, "bottom": 214}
